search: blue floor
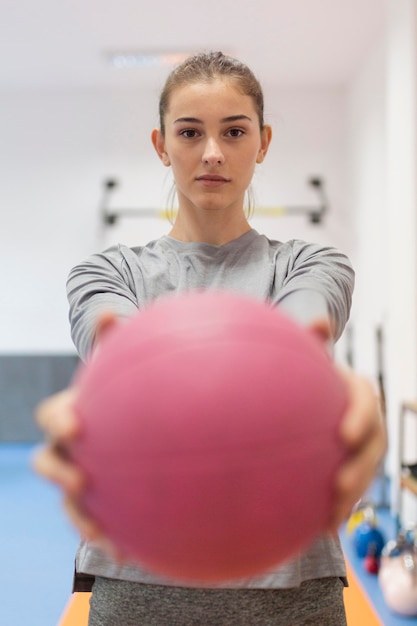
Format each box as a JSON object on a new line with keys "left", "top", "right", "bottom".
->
{"left": 1, "top": 443, "right": 79, "bottom": 626}
{"left": 2, "top": 443, "right": 417, "bottom": 625}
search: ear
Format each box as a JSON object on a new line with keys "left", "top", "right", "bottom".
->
{"left": 151, "top": 128, "right": 171, "bottom": 167}
{"left": 256, "top": 124, "right": 272, "bottom": 164}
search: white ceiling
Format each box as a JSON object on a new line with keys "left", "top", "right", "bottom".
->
{"left": 1, "top": 0, "right": 386, "bottom": 91}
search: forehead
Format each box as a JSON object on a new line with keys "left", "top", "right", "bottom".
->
{"left": 165, "top": 79, "right": 257, "bottom": 120}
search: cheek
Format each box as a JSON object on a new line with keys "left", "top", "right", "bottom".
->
{"left": 169, "top": 157, "right": 188, "bottom": 182}
{"left": 237, "top": 154, "right": 258, "bottom": 181}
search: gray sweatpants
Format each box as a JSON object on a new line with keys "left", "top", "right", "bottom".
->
{"left": 88, "top": 576, "right": 347, "bottom": 626}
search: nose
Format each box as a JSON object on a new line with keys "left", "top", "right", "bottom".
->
{"left": 202, "top": 138, "right": 225, "bottom": 165}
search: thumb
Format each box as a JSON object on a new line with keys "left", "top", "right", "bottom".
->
{"left": 96, "top": 311, "right": 119, "bottom": 341}
{"left": 307, "top": 318, "right": 332, "bottom": 344}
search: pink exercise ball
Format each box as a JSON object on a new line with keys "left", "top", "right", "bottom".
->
{"left": 70, "top": 290, "right": 348, "bottom": 582}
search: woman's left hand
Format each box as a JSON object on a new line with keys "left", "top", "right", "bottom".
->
{"left": 327, "top": 368, "right": 387, "bottom": 532}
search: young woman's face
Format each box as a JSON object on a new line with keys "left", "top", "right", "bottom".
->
{"left": 152, "top": 79, "right": 271, "bottom": 215}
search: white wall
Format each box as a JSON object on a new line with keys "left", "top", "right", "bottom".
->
{"left": 1, "top": 84, "right": 351, "bottom": 354}
{"left": 347, "top": 0, "right": 417, "bottom": 520}
{"left": 385, "top": 0, "right": 417, "bottom": 521}
{"left": 1, "top": 88, "right": 164, "bottom": 352}
{"left": 346, "top": 36, "right": 387, "bottom": 381}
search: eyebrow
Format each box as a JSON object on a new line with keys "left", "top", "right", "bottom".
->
{"left": 173, "top": 114, "right": 253, "bottom": 125}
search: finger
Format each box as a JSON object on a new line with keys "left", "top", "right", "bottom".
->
{"left": 327, "top": 431, "right": 386, "bottom": 531}
{"left": 338, "top": 432, "right": 386, "bottom": 498}
{"left": 338, "top": 370, "right": 382, "bottom": 448}
{"left": 34, "top": 388, "right": 79, "bottom": 440}
{"left": 32, "top": 445, "right": 84, "bottom": 495}
{"left": 63, "top": 497, "right": 124, "bottom": 562}
{"left": 95, "top": 311, "right": 119, "bottom": 341}
{"left": 307, "top": 318, "right": 332, "bottom": 344}
{"left": 63, "top": 494, "right": 102, "bottom": 541}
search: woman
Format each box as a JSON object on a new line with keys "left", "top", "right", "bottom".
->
{"left": 34, "top": 51, "right": 386, "bottom": 625}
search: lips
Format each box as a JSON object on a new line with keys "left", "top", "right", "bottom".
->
{"left": 196, "top": 174, "right": 230, "bottom": 187}
{"left": 197, "top": 174, "right": 230, "bottom": 182}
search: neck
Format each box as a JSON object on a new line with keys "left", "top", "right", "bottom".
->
{"left": 168, "top": 207, "right": 251, "bottom": 246}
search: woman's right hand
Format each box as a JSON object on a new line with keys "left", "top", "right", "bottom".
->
{"left": 32, "top": 387, "right": 104, "bottom": 541}
{"left": 33, "top": 312, "right": 122, "bottom": 551}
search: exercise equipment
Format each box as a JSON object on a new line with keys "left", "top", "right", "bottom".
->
{"left": 379, "top": 529, "right": 417, "bottom": 616}
{"left": 70, "top": 290, "right": 348, "bottom": 582}
{"left": 347, "top": 501, "right": 369, "bottom": 535}
{"left": 364, "top": 551, "right": 380, "bottom": 575}
{"left": 100, "top": 177, "right": 329, "bottom": 225}
{"left": 352, "top": 506, "right": 385, "bottom": 559}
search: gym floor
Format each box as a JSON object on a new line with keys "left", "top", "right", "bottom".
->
{"left": 1, "top": 443, "right": 416, "bottom": 626}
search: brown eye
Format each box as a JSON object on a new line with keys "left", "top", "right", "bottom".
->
{"left": 180, "top": 129, "right": 199, "bottom": 138}
{"left": 227, "top": 128, "right": 244, "bottom": 138}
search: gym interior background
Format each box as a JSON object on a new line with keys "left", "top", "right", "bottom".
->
{"left": 1, "top": 1, "right": 417, "bottom": 624}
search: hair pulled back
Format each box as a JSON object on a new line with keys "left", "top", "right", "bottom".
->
{"left": 159, "top": 51, "right": 265, "bottom": 136}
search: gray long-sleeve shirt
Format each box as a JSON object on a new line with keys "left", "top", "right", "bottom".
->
{"left": 67, "top": 228, "right": 354, "bottom": 588}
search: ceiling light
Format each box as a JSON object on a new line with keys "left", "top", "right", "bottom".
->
{"left": 105, "top": 51, "right": 193, "bottom": 69}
